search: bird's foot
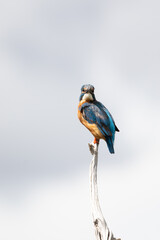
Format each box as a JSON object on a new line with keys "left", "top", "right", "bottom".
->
{"left": 93, "top": 138, "right": 99, "bottom": 144}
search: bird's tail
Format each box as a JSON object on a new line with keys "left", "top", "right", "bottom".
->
{"left": 105, "top": 137, "right": 115, "bottom": 154}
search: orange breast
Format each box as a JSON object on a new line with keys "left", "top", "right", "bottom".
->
{"left": 77, "top": 100, "right": 105, "bottom": 140}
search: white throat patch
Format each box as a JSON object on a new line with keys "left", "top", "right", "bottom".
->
{"left": 82, "top": 93, "right": 94, "bottom": 101}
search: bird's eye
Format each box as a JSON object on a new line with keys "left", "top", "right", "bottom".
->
{"left": 81, "top": 85, "right": 85, "bottom": 92}
{"left": 81, "top": 86, "right": 87, "bottom": 92}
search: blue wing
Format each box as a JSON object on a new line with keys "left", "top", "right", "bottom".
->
{"left": 79, "top": 102, "right": 114, "bottom": 138}
{"left": 79, "top": 101, "right": 119, "bottom": 153}
{"left": 95, "top": 101, "right": 119, "bottom": 132}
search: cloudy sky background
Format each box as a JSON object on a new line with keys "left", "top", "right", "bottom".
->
{"left": 0, "top": 0, "right": 160, "bottom": 239}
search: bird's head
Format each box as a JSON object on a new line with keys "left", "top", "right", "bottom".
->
{"left": 79, "top": 84, "right": 96, "bottom": 102}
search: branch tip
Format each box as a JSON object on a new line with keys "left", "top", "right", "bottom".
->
{"left": 88, "top": 142, "right": 98, "bottom": 155}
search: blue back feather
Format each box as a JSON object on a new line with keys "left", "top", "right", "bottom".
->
{"left": 79, "top": 101, "right": 117, "bottom": 153}
{"left": 94, "top": 101, "right": 116, "bottom": 142}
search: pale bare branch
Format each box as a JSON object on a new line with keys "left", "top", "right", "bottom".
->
{"left": 89, "top": 142, "right": 121, "bottom": 240}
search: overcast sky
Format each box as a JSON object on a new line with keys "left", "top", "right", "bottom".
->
{"left": 0, "top": 0, "right": 160, "bottom": 239}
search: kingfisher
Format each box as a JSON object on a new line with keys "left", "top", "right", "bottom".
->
{"left": 78, "top": 84, "right": 119, "bottom": 153}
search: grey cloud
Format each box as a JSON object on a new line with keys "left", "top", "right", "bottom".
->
{"left": 0, "top": 1, "right": 160, "bottom": 239}
{"left": 0, "top": 0, "right": 159, "bottom": 185}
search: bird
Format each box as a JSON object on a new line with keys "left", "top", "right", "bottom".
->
{"left": 77, "top": 84, "right": 119, "bottom": 154}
